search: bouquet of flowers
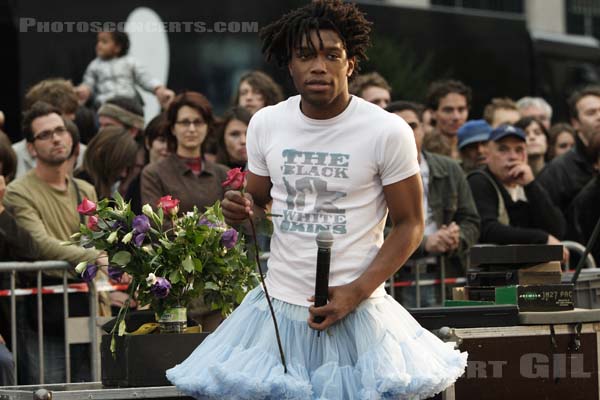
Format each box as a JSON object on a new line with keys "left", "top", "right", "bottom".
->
{"left": 68, "top": 192, "right": 257, "bottom": 343}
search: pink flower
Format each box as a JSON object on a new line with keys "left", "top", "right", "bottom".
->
{"left": 222, "top": 168, "right": 248, "bottom": 190}
{"left": 157, "top": 195, "right": 180, "bottom": 216}
{"left": 87, "top": 215, "right": 99, "bottom": 231}
{"left": 77, "top": 197, "right": 97, "bottom": 215}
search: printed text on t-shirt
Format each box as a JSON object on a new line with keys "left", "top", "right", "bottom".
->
{"left": 280, "top": 149, "right": 349, "bottom": 234}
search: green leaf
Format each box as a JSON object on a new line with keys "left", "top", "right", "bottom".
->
{"left": 118, "top": 319, "right": 127, "bottom": 336}
{"left": 169, "top": 269, "right": 181, "bottom": 284}
{"left": 113, "top": 191, "right": 124, "bottom": 203}
{"left": 182, "top": 255, "right": 194, "bottom": 273}
{"left": 159, "top": 238, "right": 172, "bottom": 250}
{"left": 91, "top": 231, "right": 106, "bottom": 239}
{"left": 204, "top": 282, "right": 219, "bottom": 291}
{"left": 112, "top": 251, "right": 131, "bottom": 266}
{"left": 236, "top": 290, "right": 246, "bottom": 304}
{"left": 193, "top": 258, "right": 203, "bottom": 272}
{"left": 110, "top": 336, "right": 116, "bottom": 355}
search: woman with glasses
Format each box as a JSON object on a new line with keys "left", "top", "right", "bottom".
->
{"left": 141, "top": 92, "right": 229, "bottom": 217}
{"left": 141, "top": 92, "right": 229, "bottom": 331}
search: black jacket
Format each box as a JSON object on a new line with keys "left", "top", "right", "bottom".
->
{"left": 537, "top": 135, "right": 595, "bottom": 235}
{"left": 468, "top": 167, "right": 565, "bottom": 244}
{"left": 0, "top": 208, "right": 39, "bottom": 262}
{"left": 567, "top": 175, "right": 600, "bottom": 263}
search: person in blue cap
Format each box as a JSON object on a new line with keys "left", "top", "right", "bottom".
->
{"left": 467, "top": 125, "right": 568, "bottom": 262}
{"left": 457, "top": 119, "right": 492, "bottom": 174}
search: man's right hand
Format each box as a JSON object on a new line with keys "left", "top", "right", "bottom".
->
{"left": 425, "top": 226, "right": 452, "bottom": 254}
{"left": 222, "top": 190, "right": 254, "bottom": 225}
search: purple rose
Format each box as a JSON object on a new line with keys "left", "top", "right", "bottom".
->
{"left": 132, "top": 215, "right": 151, "bottom": 234}
{"left": 150, "top": 277, "right": 171, "bottom": 299}
{"left": 108, "top": 266, "right": 124, "bottom": 282}
{"left": 198, "top": 218, "right": 216, "bottom": 228}
{"left": 221, "top": 229, "right": 238, "bottom": 249}
{"left": 81, "top": 263, "right": 98, "bottom": 283}
{"left": 134, "top": 232, "right": 145, "bottom": 247}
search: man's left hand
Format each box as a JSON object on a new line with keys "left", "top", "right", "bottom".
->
{"left": 307, "top": 283, "right": 364, "bottom": 331}
{"left": 508, "top": 163, "right": 534, "bottom": 186}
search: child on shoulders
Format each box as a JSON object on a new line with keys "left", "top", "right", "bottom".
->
{"left": 76, "top": 30, "right": 174, "bottom": 109}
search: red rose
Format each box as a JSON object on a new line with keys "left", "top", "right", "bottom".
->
{"left": 77, "top": 197, "right": 97, "bottom": 215}
{"left": 87, "top": 215, "right": 99, "bottom": 231}
{"left": 222, "top": 168, "right": 248, "bottom": 190}
{"left": 157, "top": 195, "right": 180, "bottom": 215}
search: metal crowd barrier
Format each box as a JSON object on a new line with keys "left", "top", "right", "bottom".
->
{"left": 387, "top": 256, "right": 467, "bottom": 307}
{"left": 0, "top": 261, "right": 100, "bottom": 385}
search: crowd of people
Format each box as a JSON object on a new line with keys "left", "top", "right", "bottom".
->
{"left": 0, "top": 5, "right": 599, "bottom": 389}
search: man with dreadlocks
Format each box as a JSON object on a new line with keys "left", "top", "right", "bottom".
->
{"left": 167, "top": 1, "right": 467, "bottom": 398}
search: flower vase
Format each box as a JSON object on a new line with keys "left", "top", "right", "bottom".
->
{"left": 157, "top": 306, "right": 187, "bottom": 334}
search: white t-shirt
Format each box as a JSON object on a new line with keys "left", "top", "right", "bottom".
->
{"left": 247, "top": 95, "right": 419, "bottom": 306}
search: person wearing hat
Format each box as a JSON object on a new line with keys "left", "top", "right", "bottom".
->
{"left": 467, "top": 125, "right": 567, "bottom": 261}
{"left": 458, "top": 119, "right": 492, "bottom": 174}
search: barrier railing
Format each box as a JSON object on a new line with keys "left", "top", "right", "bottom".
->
{"left": 387, "top": 256, "right": 467, "bottom": 307}
{"left": 0, "top": 261, "right": 101, "bottom": 385}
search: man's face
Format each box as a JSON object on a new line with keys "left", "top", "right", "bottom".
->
{"left": 238, "top": 80, "right": 265, "bottom": 115}
{"left": 28, "top": 113, "right": 73, "bottom": 166}
{"left": 361, "top": 86, "right": 391, "bottom": 108}
{"left": 520, "top": 105, "right": 550, "bottom": 130}
{"left": 572, "top": 95, "right": 600, "bottom": 146}
{"left": 460, "top": 141, "right": 489, "bottom": 171}
{"left": 395, "top": 110, "right": 423, "bottom": 153}
{"left": 487, "top": 136, "right": 527, "bottom": 185}
{"left": 524, "top": 120, "right": 547, "bottom": 157}
{"left": 433, "top": 93, "right": 468, "bottom": 137}
{"left": 288, "top": 29, "right": 355, "bottom": 115}
{"left": 492, "top": 108, "right": 520, "bottom": 128}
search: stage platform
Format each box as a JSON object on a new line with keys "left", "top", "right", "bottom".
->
{"left": 0, "top": 382, "right": 192, "bottom": 400}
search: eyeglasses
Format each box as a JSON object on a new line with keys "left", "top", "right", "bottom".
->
{"left": 175, "top": 119, "right": 206, "bottom": 128}
{"left": 33, "top": 126, "right": 69, "bottom": 141}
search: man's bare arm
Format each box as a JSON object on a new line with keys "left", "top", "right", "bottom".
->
{"left": 308, "top": 173, "right": 424, "bottom": 330}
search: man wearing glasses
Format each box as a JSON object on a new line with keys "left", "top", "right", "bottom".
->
{"left": 3, "top": 101, "right": 105, "bottom": 384}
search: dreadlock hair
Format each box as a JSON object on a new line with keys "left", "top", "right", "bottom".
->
{"left": 260, "top": 0, "right": 372, "bottom": 77}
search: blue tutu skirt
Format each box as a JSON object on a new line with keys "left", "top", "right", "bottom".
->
{"left": 166, "top": 287, "right": 467, "bottom": 400}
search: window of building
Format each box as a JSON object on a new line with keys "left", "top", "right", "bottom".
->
{"left": 566, "top": 0, "right": 600, "bottom": 39}
{"left": 431, "top": 0, "right": 524, "bottom": 14}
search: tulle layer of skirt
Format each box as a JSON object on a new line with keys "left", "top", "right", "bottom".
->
{"left": 166, "top": 287, "right": 467, "bottom": 400}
